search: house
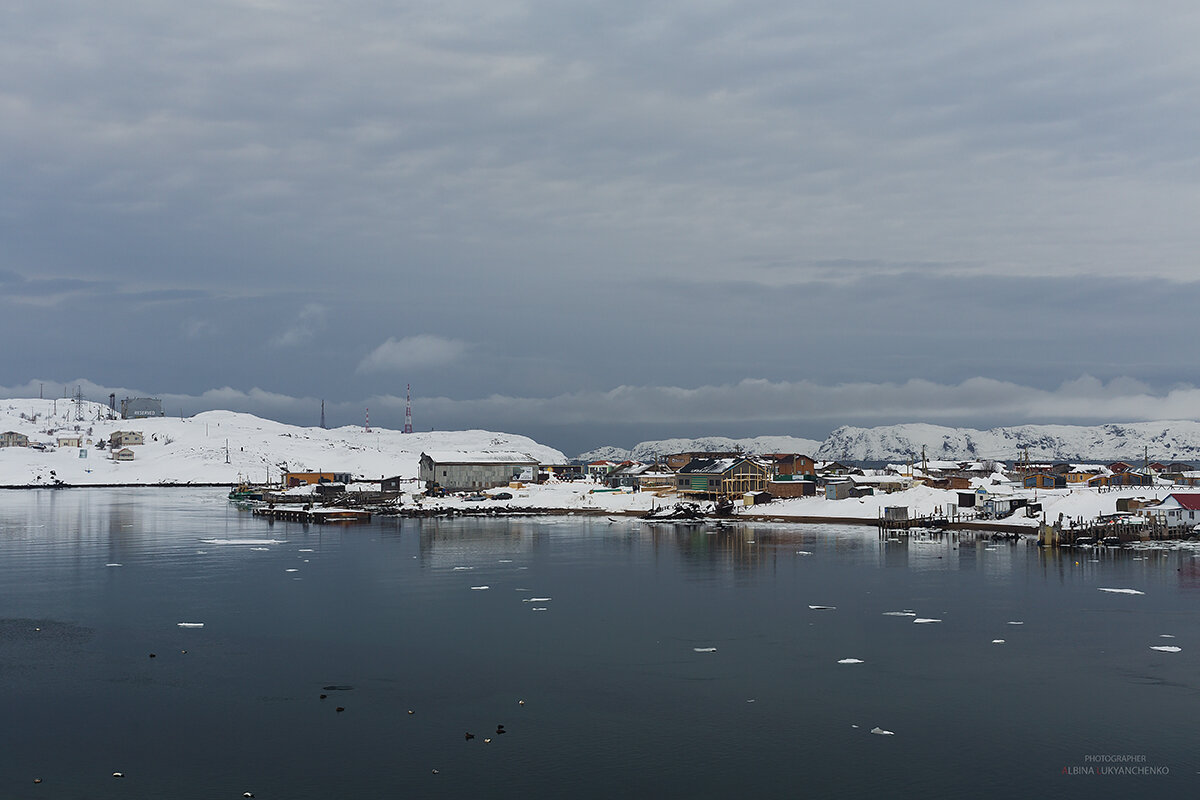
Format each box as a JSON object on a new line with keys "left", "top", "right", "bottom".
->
{"left": 665, "top": 451, "right": 742, "bottom": 471}
{"left": 768, "top": 476, "right": 818, "bottom": 498}
{"left": 57, "top": 436, "right": 82, "bottom": 448}
{"left": 1024, "top": 472, "right": 1066, "bottom": 489}
{"left": 1064, "top": 465, "right": 1106, "bottom": 484}
{"left": 675, "top": 457, "right": 768, "bottom": 500}
{"left": 112, "top": 448, "right": 135, "bottom": 462}
{"left": 381, "top": 475, "right": 411, "bottom": 492}
{"left": 543, "top": 464, "right": 586, "bottom": 480}
{"left": 825, "top": 480, "right": 853, "bottom": 500}
{"left": 816, "top": 461, "right": 858, "bottom": 476}
{"left": 1107, "top": 461, "right": 1133, "bottom": 474}
{"left": 1, "top": 431, "right": 30, "bottom": 448}
{"left": 284, "top": 471, "right": 354, "bottom": 488}
{"left": 851, "top": 473, "right": 915, "bottom": 493}
{"left": 1110, "top": 470, "right": 1155, "bottom": 487}
{"left": 108, "top": 431, "right": 144, "bottom": 447}
{"left": 586, "top": 460, "right": 619, "bottom": 479}
{"left": 1142, "top": 493, "right": 1200, "bottom": 531}
{"left": 419, "top": 452, "right": 540, "bottom": 492}
{"left": 606, "top": 463, "right": 674, "bottom": 490}
{"left": 765, "top": 454, "right": 816, "bottom": 478}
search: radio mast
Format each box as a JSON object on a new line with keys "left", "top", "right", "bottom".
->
{"left": 403, "top": 384, "right": 413, "bottom": 434}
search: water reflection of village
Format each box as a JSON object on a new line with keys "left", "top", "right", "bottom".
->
{"left": 406, "top": 515, "right": 1200, "bottom": 589}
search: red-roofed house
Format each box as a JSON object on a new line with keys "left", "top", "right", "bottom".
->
{"left": 1145, "top": 493, "right": 1200, "bottom": 531}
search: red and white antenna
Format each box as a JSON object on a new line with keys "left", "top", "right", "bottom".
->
{"left": 365, "top": 407, "right": 370, "bottom": 433}
{"left": 403, "top": 384, "right": 413, "bottom": 434}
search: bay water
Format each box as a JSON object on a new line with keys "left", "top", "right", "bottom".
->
{"left": 2, "top": 489, "right": 1197, "bottom": 798}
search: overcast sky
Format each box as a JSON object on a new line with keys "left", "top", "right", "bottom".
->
{"left": 4, "top": 1, "right": 1200, "bottom": 455}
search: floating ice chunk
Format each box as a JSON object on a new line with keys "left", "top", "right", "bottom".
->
{"left": 694, "top": 647, "right": 717, "bottom": 653}
{"left": 250, "top": 547, "right": 270, "bottom": 552}
{"left": 452, "top": 566, "right": 474, "bottom": 571}
{"left": 883, "top": 611, "right": 917, "bottom": 617}
{"left": 837, "top": 658, "right": 864, "bottom": 664}
{"left": 1098, "top": 588, "right": 1144, "bottom": 595}
{"left": 870, "top": 727, "right": 894, "bottom": 735}
{"left": 992, "top": 639, "right": 1005, "bottom": 644}
{"left": 200, "top": 539, "right": 283, "bottom": 545}
{"left": 796, "top": 551, "right": 813, "bottom": 555}
{"left": 177, "top": 622, "right": 204, "bottom": 628}
{"left": 808, "top": 605, "right": 836, "bottom": 610}
{"left": 1006, "top": 621, "right": 1024, "bottom": 625}
{"left": 285, "top": 568, "right": 299, "bottom": 572}
{"left": 1151, "top": 646, "right": 1182, "bottom": 653}
{"left": 514, "top": 588, "right": 531, "bottom": 592}
{"left": 298, "top": 549, "right": 314, "bottom": 552}
{"left": 470, "top": 586, "right": 489, "bottom": 590}
{"left": 106, "top": 563, "right": 123, "bottom": 567}
{"left": 1159, "top": 634, "right": 1176, "bottom": 638}
{"left": 523, "top": 597, "right": 552, "bottom": 602}
{"left": 498, "top": 559, "right": 513, "bottom": 563}
{"left": 913, "top": 618, "right": 942, "bottom": 624}
{"left": 530, "top": 607, "right": 548, "bottom": 611}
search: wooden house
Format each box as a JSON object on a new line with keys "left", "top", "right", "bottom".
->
{"left": 675, "top": 457, "right": 768, "bottom": 500}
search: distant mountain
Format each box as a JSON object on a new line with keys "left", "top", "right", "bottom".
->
{"left": 816, "top": 422, "right": 1200, "bottom": 463}
{"left": 580, "top": 422, "right": 1200, "bottom": 465}
{"left": 578, "top": 435, "right": 824, "bottom": 463}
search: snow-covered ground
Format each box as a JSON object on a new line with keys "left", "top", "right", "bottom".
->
{"left": 0, "top": 399, "right": 565, "bottom": 486}
{"left": 0, "top": 398, "right": 1186, "bottom": 528}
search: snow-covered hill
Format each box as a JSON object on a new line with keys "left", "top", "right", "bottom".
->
{"left": 0, "top": 399, "right": 565, "bottom": 486}
{"left": 581, "top": 421, "right": 1200, "bottom": 464}
{"left": 579, "top": 435, "right": 824, "bottom": 463}
{"left": 816, "top": 421, "right": 1200, "bottom": 462}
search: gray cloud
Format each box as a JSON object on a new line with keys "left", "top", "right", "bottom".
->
{"left": 4, "top": 2, "right": 1200, "bottom": 453}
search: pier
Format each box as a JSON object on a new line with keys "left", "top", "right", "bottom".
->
{"left": 252, "top": 505, "right": 372, "bottom": 524}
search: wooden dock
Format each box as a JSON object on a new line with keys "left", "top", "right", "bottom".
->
{"left": 252, "top": 506, "right": 372, "bottom": 524}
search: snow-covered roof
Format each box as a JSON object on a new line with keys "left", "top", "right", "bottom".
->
{"left": 421, "top": 450, "right": 539, "bottom": 465}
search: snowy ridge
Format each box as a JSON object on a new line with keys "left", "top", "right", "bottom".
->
{"left": 816, "top": 421, "right": 1200, "bottom": 462}
{"left": 579, "top": 435, "right": 823, "bottom": 463}
{"left": 0, "top": 399, "right": 565, "bottom": 486}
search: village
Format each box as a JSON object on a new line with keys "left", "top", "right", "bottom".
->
{"left": 4, "top": 395, "right": 1200, "bottom": 546}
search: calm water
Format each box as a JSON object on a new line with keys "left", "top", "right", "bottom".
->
{"left": 1, "top": 489, "right": 1197, "bottom": 799}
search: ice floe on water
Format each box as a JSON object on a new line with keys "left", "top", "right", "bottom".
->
{"left": 530, "top": 607, "right": 548, "bottom": 612}
{"left": 498, "top": 559, "right": 513, "bottom": 563}
{"left": 913, "top": 618, "right": 942, "bottom": 624}
{"left": 470, "top": 586, "right": 489, "bottom": 590}
{"left": 452, "top": 566, "right": 474, "bottom": 571}
{"left": 1150, "top": 646, "right": 1182, "bottom": 653}
{"left": 200, "top": 538, "right": 283, "bottom": 545}
{"left": 1098, "top": 588, "right": 1144, "bottom": 595}
{"left": 298, "top": 549, "right": 314, "bottom": 552}
{"left": 837, "top": 658, "right": 864, "bottom": 664}
{"left": 870, "top": 727, "right": 894, "bottom": 735}
{"left": 882, "top": 611, "right": 917, "bottom": 617}
{"left": 106, "top": 563, "right": 122, "bottom": 567}
{"left": 1159, "top": 634, "right": 1176, "bottom": 638}
{"left": 808, "top": 605, "right": 836, "bottom": 610}
{"left": 795, "top": 551, "right": 813, "bottom": 556}
{"left": 694, "top": 647, "right": 717, "bottom": 653}
{"left": 1006, "top": 621, "right": 1024, "bottom": 625}
{"left": 250, "top": 547, "right": 270, "bottom": 551}
{"left": 285, "top": 569, "right": 298, "bottom": 573}
{"left": 177, "top": 622, "right": 204, "bottom": 628}
{"left": 523, "top": 597, "right": 552, "bottom": 602}
{"left": 992, "top": 639, "right": 1005, "bottom": 644}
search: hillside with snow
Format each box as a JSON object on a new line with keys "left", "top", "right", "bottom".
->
{"left": 816, "top": 422, "right": 1200, "bottom": 462}
{"left": 0, "top": 399, "right": 565, "bottom": 487}
{"left": 579, "top": 435, "right": 824, "bottom": 463}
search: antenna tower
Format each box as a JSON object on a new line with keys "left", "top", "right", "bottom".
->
{"left": 320, "top": 400, "right": 326, "bottom": 429}
{"left": 365, "top": 407, "right": 370, "bottom": 433}
{"left": 73, "top": 386, "right": 85, "bottom": 421}
{"left": 403, "top": 384, "right": 413, "bottom": 434}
